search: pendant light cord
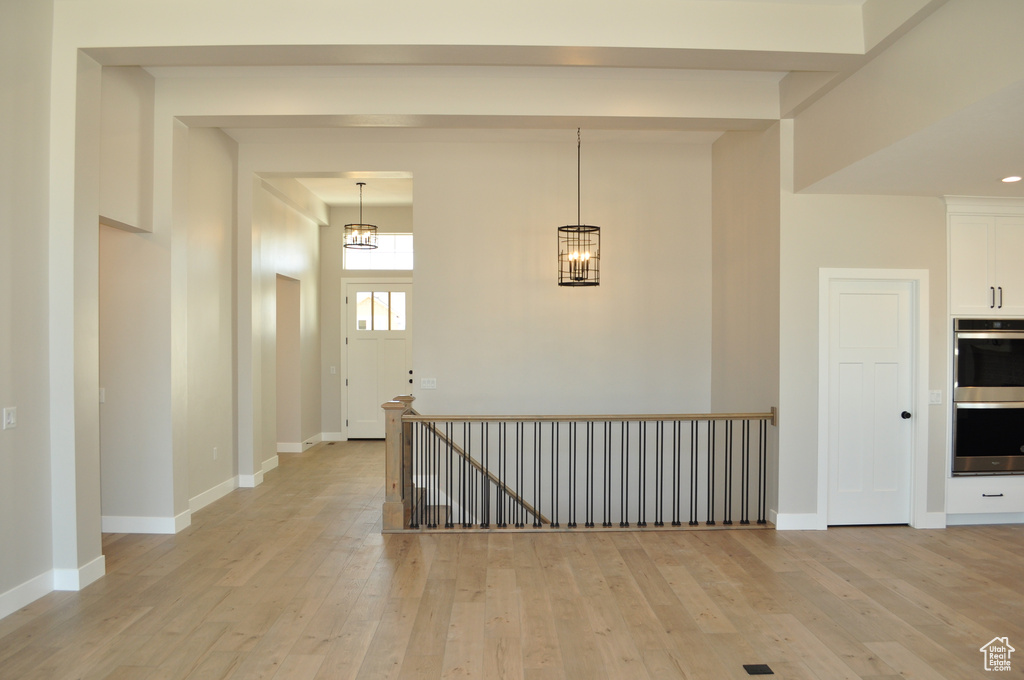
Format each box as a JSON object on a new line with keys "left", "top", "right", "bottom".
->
{"left": 357, "top": 182, "right": 365, "bottom": 224}
{"left": 577, "top": 128, "right": 581, "bottom": 226}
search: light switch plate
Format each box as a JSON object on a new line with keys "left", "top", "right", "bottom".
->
{"left": 929, "top": 390, "right": 942, "bottom": 405}
{"left": 2, "top": 407, "right": 16, "bottom": 430}
{"left": 420, "top": 378, "right": 437, "bottom": 389}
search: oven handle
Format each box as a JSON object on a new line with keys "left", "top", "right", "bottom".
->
{"left": 955, "top": 401, "right": 1024, "bottom": 409}
{"left": 956, "top": 331, "right": 1024, "bottom": 340}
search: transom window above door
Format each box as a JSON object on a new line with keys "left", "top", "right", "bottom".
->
{"left": 344, "top": 233, "right": 413, "bottom": 271}
{"left": 355, "top": 291, "right": 406, "bottom": 331}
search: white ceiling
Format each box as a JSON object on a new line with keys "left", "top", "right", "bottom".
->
{"left": 803, "top": 79, "right": 1024, "bottom": 197}
{"left": 294, "top": 175, "right": 414, "bottom": 208}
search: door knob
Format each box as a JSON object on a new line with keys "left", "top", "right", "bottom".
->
{"left": 901, "top": 411, "right": 912, "bottom": 419}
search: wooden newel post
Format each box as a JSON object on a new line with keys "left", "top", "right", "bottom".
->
{"left": 382, "top": 395, "right": 415, "bottom": 531}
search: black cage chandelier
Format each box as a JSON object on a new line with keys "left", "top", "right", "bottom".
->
{"left": 558, "top": 129, "right": 600, "bottom": 286}
{"left": 343, "top": 182, "right": 378, "bottom": 250}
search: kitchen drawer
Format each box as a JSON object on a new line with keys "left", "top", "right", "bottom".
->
{"left": 947, "top": 476, "right": 1024, "bottom": 514}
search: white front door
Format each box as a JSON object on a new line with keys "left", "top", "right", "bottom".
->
{"left": 346, "top": 283, "right": 412, "bottom": 439}
{"left": 826, "top": 279, "right": 914, "bottom": 525}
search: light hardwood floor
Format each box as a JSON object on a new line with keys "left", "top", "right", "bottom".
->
{"left": 1, "top": 440, "right": 1023, "bottom": 679}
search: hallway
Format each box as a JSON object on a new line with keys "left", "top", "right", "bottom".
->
{"left": 1, "top": 441, "right": 1021, "bottom": 679}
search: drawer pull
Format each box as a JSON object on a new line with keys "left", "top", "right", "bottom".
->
{"left": 982, "top": 493, "right": 1005, "bottom": 498}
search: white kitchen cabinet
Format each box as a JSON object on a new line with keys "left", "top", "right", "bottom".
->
{"left": 949, "top": 213, "right": 1024, "bottom": 316}
{"left": 947, "top": 476, "right": 1024, "bottom": 515}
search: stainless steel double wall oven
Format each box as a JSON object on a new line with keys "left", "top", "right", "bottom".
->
{"left": 953, "top": 318, "right": 1024, "bottom": 474}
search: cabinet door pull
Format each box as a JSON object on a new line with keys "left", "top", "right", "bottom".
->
{"left": 998, "top": 286, "right": 1003, "bottom": 309}
{"left": 982, "top": 493, "right": 1004, "bottom": 498}
{"left": 991, "top": 286, "right": 996, "bottom": 308}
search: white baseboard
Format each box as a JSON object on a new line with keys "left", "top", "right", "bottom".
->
{"left": 322, "top": 432, "right": 345, "bottom": 442}
{"left": 239, "top": 455, "right": 279, "bottom": 488}
{"left": 302, "top": 433, "right": 322, "bottom": 450}
{"left": 53, "top": 554, "right": 105, "bottom": 591}
{"left": 947, "top": 512, "right": 1024, "bottom": 526}
{"left": 774, "top": 512, "right": 827, "bottom": 530}
{"left": 238, "top": 470, "right": 263, "bottom": 488}
{"left": 0, "top": 570, "right": 54, "bottom": 620}
{"left": 912, "top": 512, "right": 947, "bottom": 529}
{"left": 102, "top": 511, "right": 190, "bottom": 535}
{"left": 277, "top": 442, "right": 302, "bottom": 453}
{"left": 190, "top": 477, "right": 239, "bottom": 514}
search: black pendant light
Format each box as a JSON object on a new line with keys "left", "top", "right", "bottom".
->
{"left": 343, "top": 182, "right": 378, "bottom": 250}
{"left": 558, "top": 129, "right": 600, "bottom": 286}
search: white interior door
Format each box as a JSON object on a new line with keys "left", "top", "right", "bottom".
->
{"left": 827, "top": 280, "right": 914, "bottom": 525}
{"left": 346, "top": 283, "right": 412, "bottom": 439}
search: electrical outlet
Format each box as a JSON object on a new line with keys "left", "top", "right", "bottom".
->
{"left": 213, "top": 446, "right": 218, "bottom": 460}
{"left": 420, "top": 378, "right": 437, "bottom": 390}
{"left": 2, "top": 407, "right": 16, "bottom": 430}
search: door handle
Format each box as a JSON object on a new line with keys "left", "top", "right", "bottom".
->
{"left": 901, "top": 411, "right": 912, "bottom": 419}
{"left": 991, "top": 286, "right": 996, "bottom": 308}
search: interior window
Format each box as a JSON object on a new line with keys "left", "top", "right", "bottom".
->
{"left": 344, "top": 233, "right": 413, "bottom": 270}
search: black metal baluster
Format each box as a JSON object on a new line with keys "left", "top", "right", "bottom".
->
{"left": 445, "top": 423, "right": 454, "bottom": 528}
{"left": 534, "top": 422, "right": 542, "bottom": 528}
{"left": 672, "top": 421, "right": 682, "bottom": 527}
{"left": 422, "top": 422, "right": 429, "bottom": 528}
{"left": 497, "top": 422, "right": 506, "bottom": 528}
{"left": 515, "top": 422, "right": 525, "bottom": 528}
{"left": 638, "top": 421, "right": 647, "bottom": 527}
{"left": 620, "top": 421, "right": 630, "bottom": 527}
{"left": 598, "top": 421, "right": 606, "bottom": 528}
{"left": 410, "top": 423, "right": 419, "bottom": 529}
{"left": 689, "top": 421, "right": 699, "bottom": 526}
{"left": 481, "top": 422, "right": 490, "bottom": 529}
{"left": 723, "top": 421, "right": 733, "bottom": 526}
{"left": 459, "top": 423, "right": 466, "bottom": 527}
{"left": 758, "top": 419, "right": 767, "bottom": 524}
{"left": 568, "top": 422, "right": 577, "bottom": 528}
{"left": 741, "top": 420, "right": 750, "bottom": 525}
{"left": 585, "top": 422, "right": 595, "bottom": 527}
{"left": 426, "top": 422, "right": 436, "bottom": 528}
{"left": 654, "top": 420, "right": 665, "bottom": 527}
{"left": 552, "top": 422, "right": 560, "bottom": 528}
{"left": 706, "top": 420, "right": 716, "bottom": 526}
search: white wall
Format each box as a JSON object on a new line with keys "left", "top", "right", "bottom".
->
{"left": 244, "top": 138, "right": 713, "bottom": 417}
{"left": 779, "top": 124, "right": 948, "bottom": 517}
{"left": 276, "top": 275, "right": 302, "bottom": 449}
{"left": 99, "top": 224, "right": 174, "bottom": 525}
{"left": 251, "top": 182, "right": 322, "bottom": 467}
{"left": 711, "top": 127, "right": 781, "bottom": 413}
{"left": 186, "top": 127, "right": 237, "bottom": 505}
{"left": 0, "top": 0, "right": 56, "bottom": 616}
{"left": 412, "top": 140, "right": 712, "bottom": 415}
{"left": 99, "top": 66, "right": 154, "bottom": 233}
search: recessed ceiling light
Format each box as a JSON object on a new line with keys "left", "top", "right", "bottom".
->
{"left": 1002, "top": 176, "right": 1022, "bottom": 183}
